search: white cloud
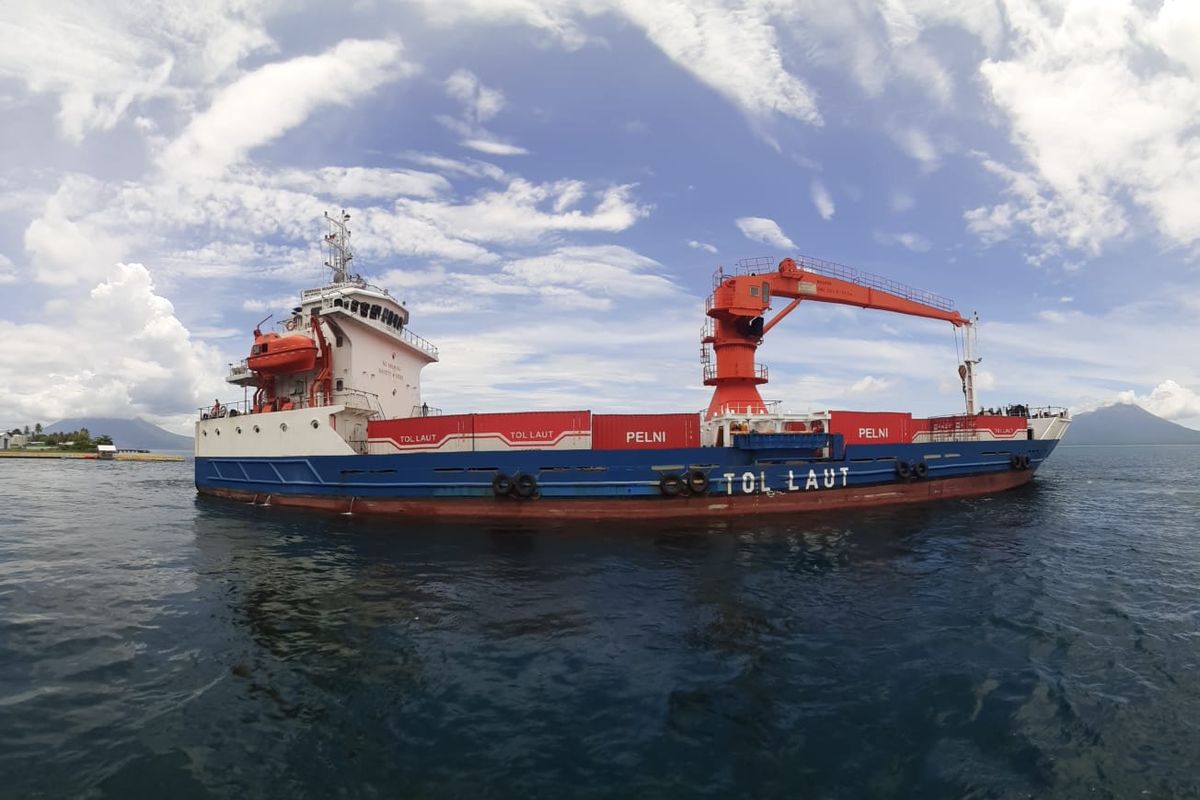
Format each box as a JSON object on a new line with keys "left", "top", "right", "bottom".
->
{"left": 810, "top": 180, "right": 835, "bottom": 220}
{"left": 969, "top": 0, "right": 1200, "bottom": 255}
{"left": 873, "top": 230, "right": 931, "bottom": 252}
{"left": 461, "top": 139, "right": 530, "bottom": 156}
{"left": 392, "top": 179, "right": 649, "bottom": 246}
{"left": 445, "top": 69, "right": 506, "bottom": 124}
{"left": 160, "top": 39, "right": 414, "bottom": 178}
{"left": 848, "top": 375, "right": 891, "bottom": 394}
{"left": 736, "top": 217, "right": 796, "bottom": 250}
{"left": 0, "top": 263, "right": 225, "bottom": 425}
{"left": 0, "top": 2, "right": 274, "bottom": 142}
{"left": 613, "top": 0, "right": 822, "bottom": 126}
{"left": 1115, "top": 380, "right": 1200, "bottom": 422}
{"left": 273, "top": 167, "right": 452, "bottom": 199}
{"left": 441, "top": 69, "right": 528, "bottom": 156}
{"left": 688, "top": 240, "right": 717, "bottom": 253}
{"left": 0, "top": 254, "right": 17, "bottom": 284}
{"left": 891, "top": 125, "right": 939, "bottom": 171}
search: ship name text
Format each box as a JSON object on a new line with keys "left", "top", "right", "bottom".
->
{"left": 724, "top": 467, "right": 851, "bottom": 494}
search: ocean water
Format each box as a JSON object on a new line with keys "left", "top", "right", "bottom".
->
{"left": 1, "top": 446, "right": 1198, "bottom": 799}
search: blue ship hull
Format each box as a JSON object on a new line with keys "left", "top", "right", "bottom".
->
{"left": 195, "top": 437, "right": 1059, "bottom": 519}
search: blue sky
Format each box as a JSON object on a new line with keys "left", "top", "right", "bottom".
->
{"left": 2, "top": 0, "right": 1199, "bottom": 434}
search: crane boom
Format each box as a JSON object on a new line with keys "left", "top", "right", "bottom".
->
{"left": 702, "top": 256, "right": 976, "bottom": 419}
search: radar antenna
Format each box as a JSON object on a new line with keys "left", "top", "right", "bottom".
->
{"left": 323, "top": 210, "right": 355, "bottom": 283}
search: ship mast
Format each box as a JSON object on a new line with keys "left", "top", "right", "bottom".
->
{"left": 323, "top": 210, "right": 355, "bottom": 284}
{"left": 959, "top": 313, "right": 980, "bottom": 417}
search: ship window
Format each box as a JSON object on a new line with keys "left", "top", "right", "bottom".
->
{"left": 335, "top": 379, "right": 344, "bottom": 391}
{"left": 235, "top": 427, "right": 242, "bottom": 434}
{"left": 280, "top": 423, "right": 288, "bottom": 431}
{"left": 369, "top": 304, "right": 381, "bottom": 319}
{"left": 762, "top": 282, "right": 770, "bottom": 303}
{"left": 253, "top": 425, "right": 260, "bottom": 433}
{"left": 360, "top": 304, "right": 369, "bottom": 317}
{"left": 334, "top": 298, "right": 343, "bottom": 307}
{"left": 311, "top": 420, "right": 319, "bottom": 429}
{"left": 749, "top": 286, "right": 759, "bottom": 296}
{"left": 350, "top": 300, "right": 359, "bottom": 312}
{"left": 335, "top": 335, "right": 343, "bottom": 347}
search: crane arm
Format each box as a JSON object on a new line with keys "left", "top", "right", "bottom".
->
{"left": 702, "top": 256, "right": 975, "bottom": 419}
{"left": 709, "top": 257, "right": 968, "bottom": 328}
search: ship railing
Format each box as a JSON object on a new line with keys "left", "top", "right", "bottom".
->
{"left": 411, "top": 404, "right": 443, "bottom": 417}
{"left": 702, "top": 363, "right": 768, "bottom": 383}
{"left": 719, "top": 255, "right": 954, "bottom": 312}
{"left": 710, "top": 400, "right": 783, "bottom": 417}
{"left": 227, "top": 360, "right": 251, "bottom": 379}
{"left": 319, "top": 298, "right": 439, "bottom": 359}
{"left": 1025, "top": 405, "right": 1070, "bottom": 419}
{"left": 198, "top": 388, "right": 384, "bottom": 420}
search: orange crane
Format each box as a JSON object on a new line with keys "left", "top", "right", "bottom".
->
{"left": 702, "top": 255, "right": 978, "bottom": 419}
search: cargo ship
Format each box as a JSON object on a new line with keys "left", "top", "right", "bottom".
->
{"left": 194, "top": 212, "right": 1070, "bottom": 520}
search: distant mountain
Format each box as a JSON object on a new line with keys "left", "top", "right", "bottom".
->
{"left": 45, "top": 417, "right": 193, "bottom": 451}
{"left": 1066, "top": 403, "right": 1200, "bottom": 445}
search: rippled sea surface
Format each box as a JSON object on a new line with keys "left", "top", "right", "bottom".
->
{"left": 2, "top": 446, "right": 1199, "bottom": 799}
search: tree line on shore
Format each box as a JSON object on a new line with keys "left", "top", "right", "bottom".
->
{"left": 6, "top": 424, "right": 113, "bottom": 450}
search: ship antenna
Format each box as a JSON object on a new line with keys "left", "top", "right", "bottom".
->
{"left": 323, "top": 209, "right": 354, "bottom": 283}
{"left": 253, "top": 313, "right": 273, "bottom": 335}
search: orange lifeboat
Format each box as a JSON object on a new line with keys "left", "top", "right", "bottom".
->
{"left": 247, "top": 331, "right": 318, "bottom": 374}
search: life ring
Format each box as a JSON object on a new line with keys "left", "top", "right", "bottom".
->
{"left": 492, "top": 473, "right": 514, "bottom": 496}
{"left": 285, "top": 319, "right": 296, "bottom": 331}
{"left": 686, "top": 469, "right": 710, "bottom": 494}
{"left": 660, "top": 474, "right": 683, "bottom": 497}
{"left": 201, "top": 412, "right": 210, "bottom": 421}
{"left": 913, "top": 461, "right": 928, "bottom": 479}
{"left": 895, "top": 460, "right": 912, "bottom": 479}
{"left": 514, "top": 473, "right": 538, "bottom": 499}
{"left": 1010, "top": 454, "right": 1023, "bottom": 470}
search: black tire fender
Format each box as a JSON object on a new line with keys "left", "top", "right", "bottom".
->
{"left": 1020, "top": 454, "right": 1031, "bottom": 470}
{"left": 514, "top": 473, "right": 538, "bottom": 499}
{"left": 913, "top": 461, "right": 929, "bottom": 479}
{"left": 1010, "top": 454, "right": 1023, "bottom": 470}
{"left": 686, "top": 469, "right": 710, "bottom": 494}
{"left": 660, "top": 474, "right": 683, "bottom": 497}
{"left": 896, "top": 460, "right": 912, "bottom": 479}
{"left": 492, "top": 473, "right": 514, "bottom": 496}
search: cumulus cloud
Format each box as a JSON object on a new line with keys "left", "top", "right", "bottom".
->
{"left": 0, "top": 263, "right": 224, "bottom": 425}
{"left": 810, "top": 180, "right": 835, "bottom": 221}
{"left": 736, "top": 217, "right": 796, "bottom": 250}
{"left": 1115, "top": 380, "right": 1200, "bottom": 422}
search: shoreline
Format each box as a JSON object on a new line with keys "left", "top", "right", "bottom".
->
{"left": 0, "top": 451, "right": 185, "bottom": 462}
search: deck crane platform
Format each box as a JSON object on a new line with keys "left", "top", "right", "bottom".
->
{"left": 702, "top": 255, "right": 979, "bottom": 419}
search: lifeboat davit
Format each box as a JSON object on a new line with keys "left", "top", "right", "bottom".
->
{"left": 247, "top": 331, "right": 318, "bottom": 374}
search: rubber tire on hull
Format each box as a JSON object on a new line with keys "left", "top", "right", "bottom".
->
{"left": 913, "top": 461, "right": 928, "bottom": 479}
{"left": 687, "top": 470, "right": 710, "bottom": 494}
{"left": 660, "top": 474, "right": 683, "bottom": 497}
{"left": 896, "top": 460, "right": 912, "bottom": 479}
{"left": 514, "top": 474, "right": 538, "bottom": 499}
{"left": 492, "top": 473, "right": 514, "bottom": 496}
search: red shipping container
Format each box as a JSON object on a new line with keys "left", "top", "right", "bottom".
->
{"left": 472, "top": 411, "right": 592, "bottom": 451}
{"left": 828, "top": 411, "right": 913, "bottom": 445}
{"left": 368, "top": 414, "right": 473, "bottom": 452}
{"left": 592, "top": 413, "right": 700, "bottom": 450}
